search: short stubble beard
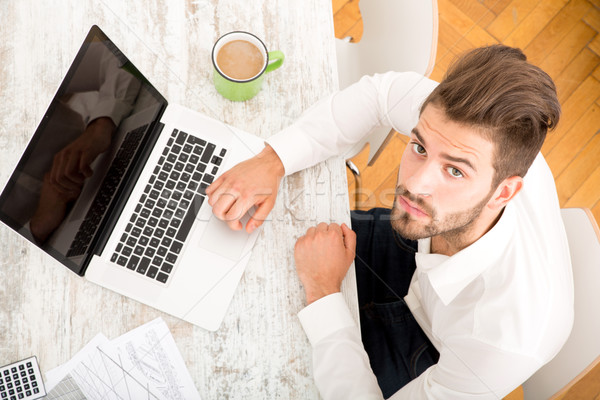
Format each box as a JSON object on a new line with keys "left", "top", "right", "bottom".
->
{"left": 390, "top": 185, "right": 494, "bottom": 248}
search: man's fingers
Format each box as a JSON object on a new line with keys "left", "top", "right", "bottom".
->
{"left": 246, "top": 199, "right": 274, "bottom": 233}
{"left": 205, "top": 175, "right": 224, "bottom": 199}
{"left": 341, "top": 223, "right": 357, "bottom": 256}
{"left": 223, "top": 197, "right": 254, "bottom": 231}
{"left": 328, "top": 223, "right": 342, "bottom": 235}
{"left": 210, "top": 191, "right": 238, "bottom": 220}
{"left": 79, "top": 153, "right": 95, "bottom": 178}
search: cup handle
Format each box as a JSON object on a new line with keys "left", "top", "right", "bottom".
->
{"left": 265, "top": 51, "right": 284, "bottom": 73}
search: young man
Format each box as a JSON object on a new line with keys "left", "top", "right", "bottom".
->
{"left": 206, "top": 45, "right": 574, "bottom": 398}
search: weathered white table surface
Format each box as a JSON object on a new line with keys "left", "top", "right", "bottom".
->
{"left": 0, "top": 0, "right": 358, "bottom": 398}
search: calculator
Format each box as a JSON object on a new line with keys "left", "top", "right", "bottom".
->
{"left": 0, "top": 356, "right": 46, "bottom": 400}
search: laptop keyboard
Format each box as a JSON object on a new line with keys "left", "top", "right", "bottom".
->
{"left": 110, "top": 128, "right": 227, "bottom": 284}
{"left": 67, "top": 124, "right": 148, "bottom": 258}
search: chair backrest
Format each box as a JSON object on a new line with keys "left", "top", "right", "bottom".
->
{"left": 522, "top": 208, "right": 600, "bottom": 399}
{"left": 336, "top": 0, "right": 438, "bottom": 163}
{"left": 336, "top": 0, "right": 438, "bottom": 90}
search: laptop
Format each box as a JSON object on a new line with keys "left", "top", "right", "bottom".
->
{"left": 0, "top": 25, "right": 264, "bottom": 331}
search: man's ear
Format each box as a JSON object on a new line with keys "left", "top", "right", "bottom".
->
{"left": 488, "top": 176, "right": 523, "bottom": 210}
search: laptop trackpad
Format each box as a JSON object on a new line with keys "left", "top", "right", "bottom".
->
{"left": 198, "top": 215, "right": 251, "bottom": 261}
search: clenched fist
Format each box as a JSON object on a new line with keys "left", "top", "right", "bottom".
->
{"left": 294, "top": 222, "right": 356, "bottom": 305}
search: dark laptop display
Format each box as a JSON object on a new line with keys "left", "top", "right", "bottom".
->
{"left": 0, "top": 26, "right": 167, "bottom": 274}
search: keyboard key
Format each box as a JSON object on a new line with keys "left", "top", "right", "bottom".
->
{"left": 201, "top": 143, "right": 216, "bottom": 163}
{"left": 165, "top": 252, "right": 178, "bottom": 264}
{"left": 175, "top": 194, "right": 205, "bottom": 242}
{"left": 175, "top": 130, "right": 187, "bottom": 145}
{"left": 136, "top": 257, "right": 150, "bottom": 275}
{"left": 157, "top": 272, "right": 169, "bottom": 283}
{"left": 170, "top": 241, "right": 183, "bottom": 254}
{"left": 152, "top": 256, "right": 163, "bottom": 266}
{"left": 147, "top": 266, "right": 159, "bottom": 279}
{"left": 127, "top": 255, "right": 140, "bottom": 270}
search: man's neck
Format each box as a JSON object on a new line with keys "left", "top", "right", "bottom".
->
{"left": 430, "top": 208, "right": 504, "bottom": 256}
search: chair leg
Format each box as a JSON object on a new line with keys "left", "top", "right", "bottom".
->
{"left": 346, "top": 160, "right": 362, "bottom": 208}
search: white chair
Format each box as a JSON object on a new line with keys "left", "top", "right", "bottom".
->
{"left": 335, "top": 0, "right": 438, "bottom": 205}
{"left": 522, "top": 208, "right": 600, "bottom": 399}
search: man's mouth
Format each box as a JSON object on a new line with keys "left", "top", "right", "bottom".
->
{"left": 397, "top": 195, "right": 429, "bottom": 218}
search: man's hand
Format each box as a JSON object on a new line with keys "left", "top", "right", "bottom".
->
{"left": 49, "top": 116, "right": 115, "bottom": 194}
{"left": 206, "top": 144, "right": 284, "bottom": 233}
{"left": 294, "top": 222, "right": 357, "bottom": 305}
{"left": 30, "top": 173, "right": 82, "bottom": 243}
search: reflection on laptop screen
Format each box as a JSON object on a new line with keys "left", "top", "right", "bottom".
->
{"left": 0, "top": 26, "right": 167, "bottom": 274}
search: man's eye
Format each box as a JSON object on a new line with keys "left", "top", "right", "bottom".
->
{"left": 412, "top": 143, "right": 426, "bottom": 155}
{"left": 447, "top": 167, "right": 463, "bottom": 178}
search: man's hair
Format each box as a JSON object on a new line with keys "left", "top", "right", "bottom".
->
{"left": 421, "top": 45, "right": 560, "bottom": 188}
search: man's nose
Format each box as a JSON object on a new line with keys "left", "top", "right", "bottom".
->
{"left": 404, "top": 161, "right": 437, "bottom": 197}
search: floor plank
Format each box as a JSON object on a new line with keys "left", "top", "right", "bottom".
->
{"left": 546, "top": 103, "right": 600, "bottom": 177}
{"left": 539, "top": 21, "right": 597, "bottom": 78}
{"left": 503, "top": 0, "right": 568, "bottom": 49}
{"left": 523, "top": 0, "right": 593, "bottom": 66}
{"left": 542, "top": 76, "right": 600, "bottom": 155}
{"left": 554, "top": 48, "right": 600, "bottom": 104}
{"left": 556, "top": 133, "right": 600, "bottom": 204}
{"left": 486, "top": 0, "right": 543, "bottom": 42}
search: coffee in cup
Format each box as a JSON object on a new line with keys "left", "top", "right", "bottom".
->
{"left": 212, "top": 31, "right": 284, "bottom": 101}
{"left": 216, "top": 39, "right": 264, "bottom": 80}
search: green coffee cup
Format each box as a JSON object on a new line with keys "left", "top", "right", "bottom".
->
{"left": 212, "top": 31, "right": 284, "bottom": 101}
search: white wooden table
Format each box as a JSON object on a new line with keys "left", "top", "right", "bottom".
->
{"left": 0, "top": 0, "right": 357, "bottom": 398}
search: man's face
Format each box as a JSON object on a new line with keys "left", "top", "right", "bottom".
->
{"left": 391, "top": 104, "right": 498, "bottom": 241}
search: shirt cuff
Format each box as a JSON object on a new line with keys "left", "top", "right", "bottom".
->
{"left": 87, "top": 98, "right": 133, "bottom": 128}
{"left": 265, "top": 125, "right": 315, "bottom": 176}
{"left": 298, "top": 292, "right": 357, "bottom": 346}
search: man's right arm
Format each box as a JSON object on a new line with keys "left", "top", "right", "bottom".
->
{"left": 207, "top": 71, "right": 436, "bottom": 231}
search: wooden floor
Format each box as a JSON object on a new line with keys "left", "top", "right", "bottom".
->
{"left": 333, "top": 0, "right": 600, "bottom": 398}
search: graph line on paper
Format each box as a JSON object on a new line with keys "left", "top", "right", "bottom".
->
{"left": 52, "top": 344, "right": 165, "bottom": 400}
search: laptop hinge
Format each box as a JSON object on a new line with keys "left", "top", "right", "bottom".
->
{"left": 81, "top": 120, "right": 166, "bottom": 273}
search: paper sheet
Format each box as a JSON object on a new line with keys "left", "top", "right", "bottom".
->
{"left": 45, "top": 318, "right": 200, "bottom": 400}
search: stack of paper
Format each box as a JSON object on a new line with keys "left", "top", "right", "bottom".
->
{"left": 45, "top": 318, "right": 201, "bottom": 400}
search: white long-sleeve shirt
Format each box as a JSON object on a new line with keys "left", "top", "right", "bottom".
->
{"left": 267, "top": 72, "right": 574, "bottom": 399}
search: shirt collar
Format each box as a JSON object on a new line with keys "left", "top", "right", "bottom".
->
{"left": 415, "top": 204, "right": 516, "bottom": 305}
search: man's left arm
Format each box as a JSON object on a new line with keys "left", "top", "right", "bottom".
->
{"left": 294, "top": 222, "right": 384, "bottom": 399}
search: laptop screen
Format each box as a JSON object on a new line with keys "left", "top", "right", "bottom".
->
{"left": 0, "top": 25, "right": 168, "bottom": 274}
